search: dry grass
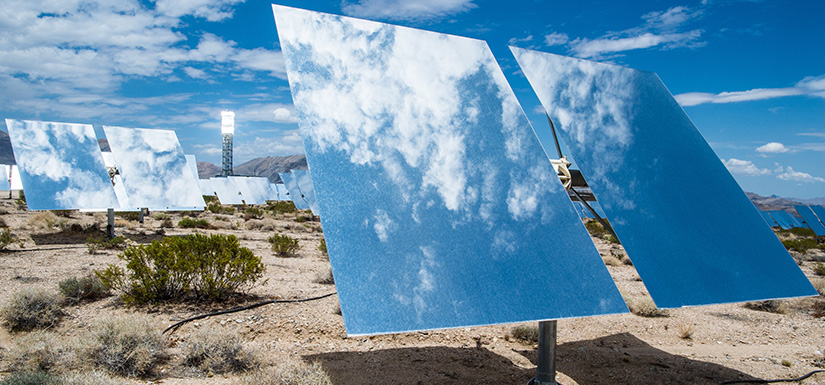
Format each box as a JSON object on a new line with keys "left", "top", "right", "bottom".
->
{"left": 811, "top": 277, "right": 825, "bottom": 296}
{"left": 313, "top": 269, "right": 335, "bottom": 285}
{"left": 85, "top": 315, "right": 165, "bottom": 377}
{"left": 240, "top": 360, "right": 332, "bottom": 385}
{"left": 62, "top": 371, "right": 120, "bottom": 385}
{"left": 744, "top": 300, "right": 789, "bottom": 314}
{"left": 626, "top": 295, "right": 669, "bottom": 318}
{"left": 677, "top": 323, "right": 694, "bottom": 339}
{"left": 1, "top": 287, "right": 64, "bottom": 331}
{"left": 183, "top": 326, "right": 260, "bottom": 374}
{"left": 27, "top": 211, "right": 61, "bottom": 230}
{"left": 602, "top": 256, "right": 621, "bottom": 266}
{"left": 4, "top": 331, "right": 78, "bottom": 373}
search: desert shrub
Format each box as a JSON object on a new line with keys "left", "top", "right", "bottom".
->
{"left": 267, "top": 201, "right": 296, "bottom": 215}
{"left": 115, "top": 212, "right": 140, "bottom": 222}
{"left": 97, "top": 233, "right": 265, "bottom": 303}
{"left": 782, "top": 238, "right": 823, "bottom": 254}
{"left": 15, "top": 190, "right": 27, "bottom": 210}
{"left": 240, "top": 360, "right": 332, "bottom": 385}
{"left": 294, "top": 215, "right": 311, "bottom": 223}
{"left": 811, "top": 278, "right": 825, "bottom": 296}
{"left": 815, "top": 262, "right": 825, "bottom": 276}
{"left": 744, "top": 300, "right": 789, "bottom": 314}
{"left": 203, "top": 195, "right": 218, "bottom": 204}
{"left": 1, "top": 287, "right": 63, "bottom": 331}
{"left": 244, "top": 206, "right": 264, "bottom": 220}
{"left": 61, "top": 371, "right": 119, "bottom": 385}
{"left": 59, "top": 275, "right": 111, "bottom": 304}
{"left": 86, "top": 315, "right": 164, "bottom": 377}
{"left": 269, "top": 234, "right": 300, "bottom": 257}
{"left": 318, "top": 238, "right": 327, "bottom": 255}
{"left": 0, "top": 228, "right": 23, "bottom": 250}
{"left": 314, "top": 269, "right": 335, "bottom": 285}
{"left": 207, "top": 203, "right": 235, "bottom": 215}
{"left": 0, "top": 371, "right": 60, "bottom": 385}
{"left": 678, "top": 323, "right": 694, "bottom": 339}
{"left": 245, "top": 219, "right": 265, "bottom": 230}
{"left": 584, "top": 219, "right": 609, "bottom": 237}
{"left": 778, "top": 227, "right": 817, "bottom": 238}
{"left": 183, "top": 327, "right": 259, "bottom": 374}
{"left": 152, "top": 213, "right": 170, "bottom": 221}
{"left": 178, "top": 218, "right": 213, "bottom": 229}
{"left": 28, "top": 211, "right": 60, "bottom": 230}
{"left": 50, "top": 210, "right": 74, "bottom": 218}
{"left": 510, "top": 325, "right": 539, "bottom": 343}
{"left": 602, "top": 256, "right": 621, "bottom": 266}
{"left": 86, "top": 236, "right": 126, "bottom": 254}
{"left": 4, "top": 332, "right": 76, "bottom": 373}
{"left": 605, "top": 234, "right": 620, "bottom": 244}
{"left": 626, "top": 296, "right": 669, "bottom": 317}
{"left": 160, "top": 218, "right": 174, "bottom": 228}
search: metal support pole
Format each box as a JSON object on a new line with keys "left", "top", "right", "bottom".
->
{"left": 106, "top": 208, "right": 115, "bottom": 239}
{"left": 534, "top": 320, "right": 560, "bottom": 385}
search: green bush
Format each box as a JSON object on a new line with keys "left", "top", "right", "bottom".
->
{"left": 115, "top": 212, "right": 140, "bottom": 222}
{"left": 0, "top": 371, "right": 60, "bottom": 385}
{"left": 15, "top": 190, "right": 27, "bottom": 210}
{"left": 244, "top": 206, "right": 265, "bottom": 220}
{"left": 814, "top": 262, "right": 825, "bottom": 276}
{"left": 267, "top": 201, "right": 296, "bottom": 215}
{"left": 178, "top": 218, "right": 213, "bottom": 229}
{"left": 782, "top": 238, "right": 823, "bottom": 254}
{"left": 584, "top": 219, "right": 609, "bottom": 237}
{"left": 86, "top": 315, "right": 164, "bottom": 378}
{"left": 203, "top": 195, "right": 219, "bottom": 204}
{"left": 778, "top": 227, "right": 817, "bottom": 238}
{"left": 1, "top": 287, "right": 64, "bottom": 331}
{"left": 86, "top": 236, "right": 127, "bottom": 254}
{"left": 207, "top": 203, "right": 235, "bottom": 214}
{"left": 59, "top": 275, "right": 111, "bottom": 304}
{"left": 269, "top": 234, "right": 300, "bottom": 257}
{"left": 318, "top": 238, "right": 327, "bottom": 255}
{"left": 96, "top": 234, "right": 265, "bottom": 303}
{"left": 0, "top": 228, "right": 23, "bottom": 250}
{"left": 510, "top": 325, "right": 539, "bottom": 343}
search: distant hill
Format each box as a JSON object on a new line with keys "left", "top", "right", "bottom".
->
{"left": 745, "top": 192, "right": 804, "bottom": 211}
{"left": 199, "top": 154, "right": 308, "bottom": 183}
{"left": 793, "top": 197, "right": 825, "bottom": 206}
{"left": 0, "top": 131, "right": 16, "bottom": 165}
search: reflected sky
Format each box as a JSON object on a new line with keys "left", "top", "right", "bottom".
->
{"left": 0, "top": 165, "right": 9, "bottom": 190}
{"left": 272, "top": 183, "right": 291, "bottom": 201}
{"left": 228, "top": 176, "right": 271, "bottom": 205}
{"left": 5, "top": 119, "right": 118, "bottom": 210}
{"left": 101, "top": 151, "right": 133, "bottom": 210}
{"left": 274, "top": 5, "right": 627, "bottom": 336}
{"left": 511, "top": 47, "right": 816, "bottom": 307}
{"left": 210, "top": 177, "right": 244, "bottom": 205}
{"left": 811, "top": 206, "right": 825, "bottom": 226}
{"left": 103, "top": 126, "right": 205, "bottom": 210}
{"left": 291, "top": 169, "right": 319, "bottom": 215}
{"left": 279, "top": 171, "right": 310, "bottom": 210}
{"left": 199, "top": 179, "right": 216, "bottom": 197}
{"left": 795, "top": 205, "right": 825, "bottom": 236}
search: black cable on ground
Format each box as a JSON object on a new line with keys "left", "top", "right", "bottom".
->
{"left": 162, "top": 292, "right": 337, "bottom": 334}
{"left": 719, "top": 369, "right": 825, "bottom": 384}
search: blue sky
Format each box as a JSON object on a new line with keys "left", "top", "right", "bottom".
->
{"left": 1, "top": 0, "right": 822, "bottom": 198}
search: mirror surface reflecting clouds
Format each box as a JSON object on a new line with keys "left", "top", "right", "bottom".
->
{"left": 210, "top": 177, "right": 244, "bottom": 205}
{"left": 275, "top": 6, "right": 626, "bottom": 335}
{"left": 511, "top": 47, "right": 816, "bottom": 307}
{"left": 291, "top": 169, "right": 319, "bottom": 215}
{"left": 5, "top": 119, "right": 118, "bottom": 210}
{"left": 104, "top": 126, "right": 205, "bottom": 210}
{"left": 279, "top": 171, "right": 310, "bottom": 210}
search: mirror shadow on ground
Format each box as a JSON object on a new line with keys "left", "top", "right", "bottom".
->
{"left": 305, "top": 333, "right": 760, "bottom": 385}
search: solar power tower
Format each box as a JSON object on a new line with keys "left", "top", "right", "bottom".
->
{"left": 221, "top": 111, "right": 235, "bottom": 177}
{"left": 273, "top": 6, "right": 815, "bottom": 384}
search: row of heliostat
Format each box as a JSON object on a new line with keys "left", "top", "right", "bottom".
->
{"left": 762, "top": 206, "right": 825, "bottom": 236}
{"left": 271, "top": 5, "right": 816, "bottom": 336}
{"left": 3, "top": 119, "right": 319, "bottom": 214}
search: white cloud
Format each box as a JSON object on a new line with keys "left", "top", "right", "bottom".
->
{"left": 544, "top": 32, "right": 569, "bottom": 46}
{"left": 341, "top": 0, "right": 477, "bottom": 20}
{"left": 372, "top": 209, "right": 395, "bottom": 242}
{"left": 507, "top": 35, "right": 533, "bottom": 46}
{"left": 722, "top": 158, "right": 771, "bottom": 176}
{"left": 183, "top": 66, "right": 208, "bottom": 79}
{"left": 154, "top": 0, "right": 245, "bottom": 21}
{"left": 675, "top": 74, "right": 825, "bottom": 106}
{"left": 776, "top": 166, "right": 825, "bottom": 183}
{"left": 570, "top": 31, "right": 702, "bottom": 58}
{"left": 755, "top": 142, "right": 791, "bottom": 154}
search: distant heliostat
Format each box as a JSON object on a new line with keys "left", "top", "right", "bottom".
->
{"left": 103, "top": 126, "right": 205, "bottom": 211}
{"left": 291, "top": 169, "right": 319, "bottom": 215}
{"left": 511, "top": 48, "right": 816, "bottom": 308}
{"left": 273, "top": 5, "right": 627, "bottom": 336}
{"left": 5, "top": 119, "right": 119, "bottom": 210}
{"left": 278, "top": 171, "right": 310, "bottom": 210}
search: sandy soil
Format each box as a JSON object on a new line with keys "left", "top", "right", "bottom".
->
{"left": 1, "top": 197, "right": 824, "bottom": 385}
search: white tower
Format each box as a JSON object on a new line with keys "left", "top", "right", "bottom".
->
{"left": 220, "top": 110, "right": 235, "bottom": 177}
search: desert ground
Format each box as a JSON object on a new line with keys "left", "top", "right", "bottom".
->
{"left": 0, "top": 196, "right": 824, "bottom": 385}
